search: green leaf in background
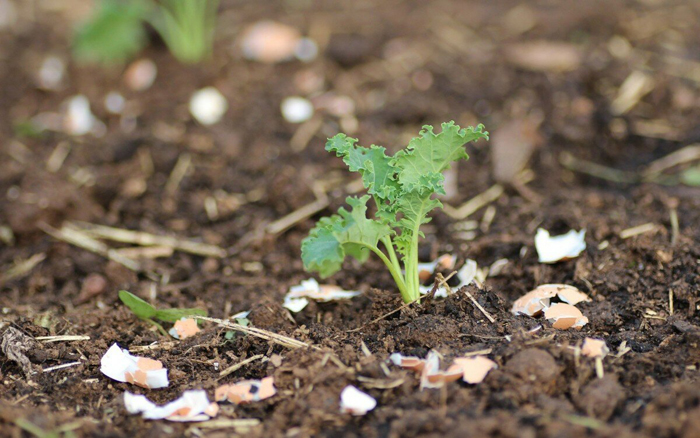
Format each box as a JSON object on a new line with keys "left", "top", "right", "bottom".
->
{"left": 154, "top": 307, "right": 207, "bottom": 323}
{"left": 73, "top": 0, "right": 151, "bottom": 65}
{"left": 681, "top": 165, "right": 700, "bottom": 186}
{"left": 118, "top": 290, "right": 156, "bottom": 320}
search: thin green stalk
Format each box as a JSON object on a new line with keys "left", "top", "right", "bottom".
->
{"left": 381, "top": 236, "right": 402, "bottom": 276}
{"left": 406, "top": 228, "right": 422, "bottom": 301}
{"left": 368, "top": 246, "right": 410, "bottom": 302}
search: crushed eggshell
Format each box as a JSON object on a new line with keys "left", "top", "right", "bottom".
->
{"left": 37, "top": 56, "right": 65, "bottom": 90}
{"left": 215, "top": 376, "right": 276, "bottom": 404}
{"left": 281, "top": 96, "right": 314, "bottom": 123}
{"left": 581, "top": 338, "right": 609, "bottom": 358}
{"left": 544, "top": 303, "right": 588, "bottom": 330}
{"left": 535, "top": 228, "right": 586, "bottom": 264}
{"left": 417, "top": 254, "right": 456, "bottom": 282}
{"left": 420, "top": 351, "right": 463, "bottom": 390}
{"left": 340, "top": 385, "right": 377, "bottom": 416}
{"left": 124, "top": 390, "right": 218, "bottom": 422}
{"left": 189, "top": 87, "right": 228, "bottom": 125}
{"left": 452, "top": 356, "right": 497, "bottom": 384}
{"left": 240, "top": 21, "right": 316, "bottom": 63}
{"left": 124, "top": 59, "right": 157, "bottom": 91}
{"left": 63, "top": 95, "right": 96, "bottom": 136}
{"left": 552, "top": 285, "right": 591, "bottom": 306}
{"left": 168, "top": 317, "right": 201, "bottom": 340}
{"left": 511, "top": 284, "right": 590, "bottom": 316}
{"left": 283, "top": 278, "right": 361, "bottom": 312}
{"left": 419, "top": 257, "right": 478, "bottom": 298}
{"left": 104, "top": 92, "right": 125, "bottom": 114}
{"left": 100, "top": 343, "right": 169, "bottom": 389}
{"left": 389, "top": 353, "right": 425, "bottom": 371}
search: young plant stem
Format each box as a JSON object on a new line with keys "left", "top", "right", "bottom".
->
{"left": 368, "top": 246, "right": 410, "bottom": 302}
{"left": 406, "top": 228, "right": 422, "bottom": 302}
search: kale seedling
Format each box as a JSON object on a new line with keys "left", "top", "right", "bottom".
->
{"left": 302, "top": 121, "right": 488, "bottom": 303}
{"left": 119, "top": 290, "right": 207, "bottom": 336}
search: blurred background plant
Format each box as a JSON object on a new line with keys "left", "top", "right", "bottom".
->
{"left": 150, "top": 0, "right": 219, "bottom": 64}
{"left": 73, "top": 0, "right": 219, "bottom": 65}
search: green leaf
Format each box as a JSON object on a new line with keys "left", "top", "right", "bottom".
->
{"left": 681, "top": 165, "right": 700, "bottom": 186}
{"left": 302, "top": 195, "right": 392, "bottom": 277}
{"left": 154, "top": 307, "right": 207, "bottom": 323}
{"left": 394, "top": 188, "right": 442, "bottom": 256}
{"left": 392, "top": 121, "right": 489, "bottom": 192}
{"left": 73, "top": 0, "right": 151, "bottom": 65}
{"left": 326, "top": 134, "right": 399, "bottom": 200}
{"left": 119, "top": 290, "right": 157, "bottom": 320}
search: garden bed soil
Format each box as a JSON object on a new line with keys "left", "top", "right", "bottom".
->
{"left": 1, "top": 1, "right": 700, "bottom": 437}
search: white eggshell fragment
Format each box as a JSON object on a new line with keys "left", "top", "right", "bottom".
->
{"left": 63, "top": 95, "right": 96, "bottom": 136}
{"left": 189, "top": 87, "right": 228, "bottom": 125}
{"left": 124, "top": 390, "right": 218, "bottom": 422}
{"left": 283, "top": 278, "right": 360, "bottom": 312}
{"left": 100, "top": 343, "right": 169, "bottom": 389}
{"left": 535, "top": 228, "right": 586, "bottom": 263}
{"left": 340, "top": 385, "right": 377, "bottom": 416}
{"left": 281, "top": 96, "right": 314, "bottom": 123}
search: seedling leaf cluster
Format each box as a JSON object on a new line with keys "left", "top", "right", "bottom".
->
{"left": 74, "top": 0, "right": 219, "bottom": 65}
{"left": 302, "top": 122, "right": 488, "bottom": 303}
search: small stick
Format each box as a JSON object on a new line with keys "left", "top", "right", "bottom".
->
{"left": 193, "top": 418, "right": 261, "bottom": 430}
{"left": 459, "top": 348, "right": 492, "bottom": 357}
{"left": 0, "top": 253, "right": 46, "bottom": 286}
{"left": 560, "top": 152, "right": 638, "bottom": 184}
{"left": 194, "top": 316, "right": 310, "bottom": 349}
{"left": 461, "top": 288, "right": 496, "bottom": 323}
{"left": 443, "top": 184, "right": 504, "bottom": 220}
{"left": 46, "top": 142, "right": 71, "bottom": 173}
{"left": 266, "top": 197, "right": 329, "bottom": 235}
{"left": 290, "top": 117, "right": 323, "bottom": 152}
{"left": 70, "top": 221, "right": 226, "bottom": 258}
{"left": 670, "top": 207, "right": 679, "bottom": 245}
{"left": 219, "top": 354, "right": 264, "bottom": 378}
{"left": 165, "top": 153, "right": 191, "bottom": 196}
{"left": 669, "top": 289, "right": 674, "bottom": 316}
{"left": 594, "top": 357, "right": 604, "bottom": 379}
{"left": 347, "top": 296, "right": 422, "bottom": 333}
{"left": 619, "top": 223, "right": 657, "bottom": 239}
{"left": 643, "top": 144, "right": 700, "bottom": 177}
{"left": 35, "top": 335, "right": 90, "bottom": 343}
{"left": 42, "top": 361, "right": 82, "bottom": 373}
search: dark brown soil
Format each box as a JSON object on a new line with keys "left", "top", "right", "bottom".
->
{"left": 1, "top": 1, "right": 700, "bottom": 437}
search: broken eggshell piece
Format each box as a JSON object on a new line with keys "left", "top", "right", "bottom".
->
{"left": 389, "top": 353, "right": 425, "bottom": 372}
{"left": 240, "top": 21, "right": 317, "bottom": 64}
{"left": 452, "top": 356, "right": 498, "bottom": 384}
{"left": 535, "top": 228, "right": 586, "bottom": 263}
{"left": 283, "top": 278, "right": 361, "bottom": 312}
{"left": 124, "top": 390, "right": 218, "bottom": 422}
{"left": 544, "top": 303, "right": 588, "bottom": 329}
{"left": 100, "top": 343, "right": 168, "bottom": 389}
{"left": 581, "top": 338, "right": 609, "bottom": 358}
{"left": 511, "top": 284, "right": 590, "bottom": 316}
{"left": 340, "top": 385, "right": 377, "bottom": 416}
{"left": 420, "top": 351, "right": 463, "bottom": 390}
{"left": 419, "top": 258, "right": 478, "bottom": 298}
{"left": 168, "top": 317, "right": 201, "bottom": 340}
{"left": 215, "top": 376, "right": 276, "bottom": 405}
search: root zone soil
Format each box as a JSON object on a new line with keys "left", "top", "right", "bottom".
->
{"left": 1, "top": 1, "right": 700, "bottom": 437}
